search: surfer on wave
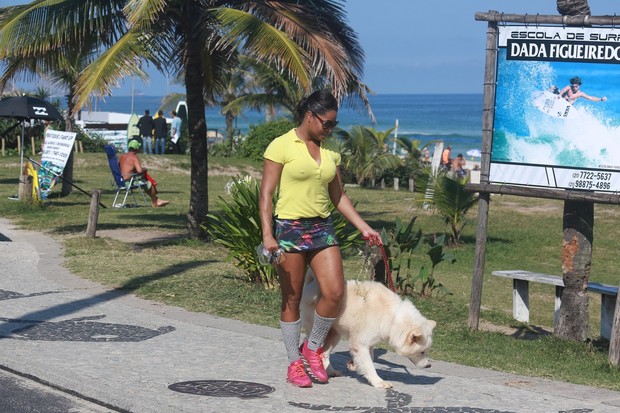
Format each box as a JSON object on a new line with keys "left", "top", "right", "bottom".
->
{"left": 549, "top": 76, "right": 607, "bottom": 105}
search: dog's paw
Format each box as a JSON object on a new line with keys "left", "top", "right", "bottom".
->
{"left": 326, "top": 367, "right": 342, "bottom": 377}
{"left": 346, "top": 359, "right": 357, "bottom": 371}
{"left": 372, "top": 380, "right": 393, "bottom": 389}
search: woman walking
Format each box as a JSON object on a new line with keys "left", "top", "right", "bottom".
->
{"left": 259, "top": 90, "right": 381, "bottom": 387}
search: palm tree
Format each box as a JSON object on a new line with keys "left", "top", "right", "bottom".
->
{"left": 557, "top": 0, "right": 590, "bottom": 15}
{"left": 0, "top": 1, "right": 370, "bottom": 239}
{"left": 432, "top": 174, "right": 478, "bottom": 245}
{"left": 221, "top": 56, "right": 305, "bottom": 123}
{"left": 555, "top": 0, "right": 592, "bottom": 342}
{"left": 215, "top": 56, "right": 258, "bottom": 151}
{"left": 160, "top": 92, "right": 186, "bottom": 113}
{"left": 412, "top": 166, "right": 478, "bottom": 245}
{"left": 338, "top": 125, "right": 403, "bottom": 186}
{"left": 0, "top": 2, "right": 128, "bottom": 197}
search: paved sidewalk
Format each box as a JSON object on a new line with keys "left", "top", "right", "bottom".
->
{"left": 1, "top": 218, "right": 620, "bottom": 413}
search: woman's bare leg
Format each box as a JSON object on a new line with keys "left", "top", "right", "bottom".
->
{"left": 308, "top": 246, "right": 345, "bottom": 318}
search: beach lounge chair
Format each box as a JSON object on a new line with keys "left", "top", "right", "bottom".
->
{"left": 103, "top": 145, "right": 148, "bottom": 208}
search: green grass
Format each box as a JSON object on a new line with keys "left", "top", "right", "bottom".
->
{"left": 1, "top": 152, "right": 620, "bottom": 390}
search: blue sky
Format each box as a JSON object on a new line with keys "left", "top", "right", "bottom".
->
{"left": 1, "top": 0, "right": 618, "bottom": 96}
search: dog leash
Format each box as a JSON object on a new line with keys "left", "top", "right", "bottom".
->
{"left": 365, "top": 236, "right": 396, "bottom": 292}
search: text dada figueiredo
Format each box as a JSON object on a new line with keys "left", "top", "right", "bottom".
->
{"left": 506, "top": 31, "right": 620, "bottom": 63}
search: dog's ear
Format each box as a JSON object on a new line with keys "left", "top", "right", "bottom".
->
{"left": 408, "top": 328, "right": 423, "bottom": 344}
{"left": 408, "top": 321, "right": 436, "bottom": 344}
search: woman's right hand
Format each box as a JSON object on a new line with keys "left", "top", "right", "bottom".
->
{"left": 262, "top": 235, "right": 280, "bottom": 253}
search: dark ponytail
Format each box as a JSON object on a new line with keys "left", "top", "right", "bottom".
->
{"left": 295, "top": 90, "right": 338, "bottom": 123}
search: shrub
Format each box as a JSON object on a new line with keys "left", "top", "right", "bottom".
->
{"left": 207, "top": 176, "right": 277, "bottom": 288}
{"left": 77, "top": 131, "right": 107, "bottom": 153}
{"left": 376, "top": 163, "right": 417, "bottom": 189}
{"left": 414, "top": 167, "right": 479, "bottom": 245}
{"left": 375, "top": 216, "right": 455, "bottom": 298}
{"left": 239, "top": 119, "right": 296, "bottom": 161}
{"left": 207, "top": 175, "right": 361, "bottom": 289}
{"left": 413, "top": 234, "right": 455, "bottom": 298}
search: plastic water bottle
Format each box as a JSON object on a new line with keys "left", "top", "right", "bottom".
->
{"left": 256, "top": 244, "right": 285, "bottom": 266}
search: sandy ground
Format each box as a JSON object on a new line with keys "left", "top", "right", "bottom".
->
{"left": 96, "top": 228, "right": 186, "bottom": 244}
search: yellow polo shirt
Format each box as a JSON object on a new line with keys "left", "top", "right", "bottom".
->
{"left": 264, "top": 128, "right": 340, "bottom": 219}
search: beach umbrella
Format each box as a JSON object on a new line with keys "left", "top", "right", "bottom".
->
{"left": 466, "top": 149, "right": 481, "bottom": 158}
{"left": 0, "top": 96, "right": 62, "bottom": 177}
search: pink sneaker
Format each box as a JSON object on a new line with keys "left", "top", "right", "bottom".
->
{"left": 300, "top": 341, "right": 328, "bottom": 383}
{"left": 287, "top": 359, "right": 312, "bottom": 388}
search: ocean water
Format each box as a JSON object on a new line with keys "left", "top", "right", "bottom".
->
{"left": 87, "top": 94, "right": 484, "bottom": 159}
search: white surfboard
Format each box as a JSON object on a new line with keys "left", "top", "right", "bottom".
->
{"left": 127, "top": 113, "right": 140, "bottom": 139}
{"left": 532, "top": 90, "right": 578, "bottom": 120}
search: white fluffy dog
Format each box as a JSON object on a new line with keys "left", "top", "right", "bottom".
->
{"left": 301, "top": 270, "right": 436, "bottom": 388}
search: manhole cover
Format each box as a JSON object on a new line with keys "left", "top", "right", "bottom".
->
{"left": 168, "top": 380, "right": 275, "bottom": 399}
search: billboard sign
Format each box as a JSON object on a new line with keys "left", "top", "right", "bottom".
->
{"left": 491, "top": 25, "right": 620, "bottom": 192}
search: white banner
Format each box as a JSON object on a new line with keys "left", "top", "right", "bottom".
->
{"left": 39, "top": 129, "right": 77, "bottom": 199}
{"left": 41, "top": 129, "right": 77, "bottom": 165}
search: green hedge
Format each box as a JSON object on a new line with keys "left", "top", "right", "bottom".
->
{"left": 239, "top": 119, "right": 296, "bottom": 161}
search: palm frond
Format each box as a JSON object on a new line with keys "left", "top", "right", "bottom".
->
{"left": 220, "top": 56, "right": 305, "bottom": 116}
{"left": 0, "top": 0, "right": 125, "bottom": 56}
{"left": 214, "top": 7, "right": 311, "bottom": 91}
{"left": 125, "top": 0, "right": 167, "bottom": 27}
{"left": 74, "top": 29, "right": 149, "bottom": 110}
{"left": 432, "top": 174, "right": 479, "bottom": 244}
{"left": 249, "top": 1, "right": 364, "bottom": 93}
{"left": 249, "top": 0, "right": 373, "bottom": 119}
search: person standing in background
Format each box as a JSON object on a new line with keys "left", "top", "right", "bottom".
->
{"left": 170, "top": 110, "right": 182, "bottom": 154}
{"left": 421, "top": 147, "right": 431, "bottom": 164}
{"left": 137, "top": 109, "right": 155, "bottom": 155}
{"left": 451, "top": 153, "right": 467, "bottom": 178}
{"left": 440, "top": 145, "right": 452, "bottom": 172}
{"left": 153, "top": 110, "right": 167, "bottom": 155}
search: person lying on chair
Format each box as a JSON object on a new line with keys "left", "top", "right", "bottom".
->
{"left": 119, "top": 140, "right": 170, "bottom": 208}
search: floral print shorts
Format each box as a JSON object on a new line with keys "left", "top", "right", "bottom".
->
{"left": 274, "top": 216, "right": 339, "bottom": 253}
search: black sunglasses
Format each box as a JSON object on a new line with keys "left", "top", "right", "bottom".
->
{"left": 310, "top": 111, "right": 339, "bottom": 130}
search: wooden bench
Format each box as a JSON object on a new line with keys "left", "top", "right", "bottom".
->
{"left": 492, "top": 270, "right": 618, "bottom": 340}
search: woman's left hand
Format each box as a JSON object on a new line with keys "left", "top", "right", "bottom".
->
{"left": 362, "top": 229, "right": 382, "bottom": 246}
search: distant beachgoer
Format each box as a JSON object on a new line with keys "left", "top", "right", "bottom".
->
{"left": 451, "top": 154, "right": 466, "bottom": 178}
{"left": 550, "top": 76, "right": 607, "bottom": 105}
{"left": 440, "top": 145, "right": 451, "bottom": 171}
{"left": 137, "top": 109, "right": 155, "bottom": 155}
{"left": 41, "top": 120, "right": 54, "bottom": 154}
{"left": 421, "top": 147, "right": 431, "bottom": 163}
{"left": 170, "top": 110, "right": 182, "bottom": 154}
{"left": 153, "top": 110, "right": 167, "bottom": 155}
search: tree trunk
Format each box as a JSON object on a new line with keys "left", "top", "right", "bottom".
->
{"left": 61, "top": 93, "right": 76, "bottom": 197}
{"left": 225, "top": 110, "right": 235, "bottom": 152}
{"left": 555, "top": 200, "right": 592, "bottom": 341}
{"left": 183, "top": 14, "right": 209, "bottom": 240}
{"left": 557, "top": 0, "right": 591, "bottom": 16}
{"left": 60, "top": 151, "right": 74, "bottom": 197}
